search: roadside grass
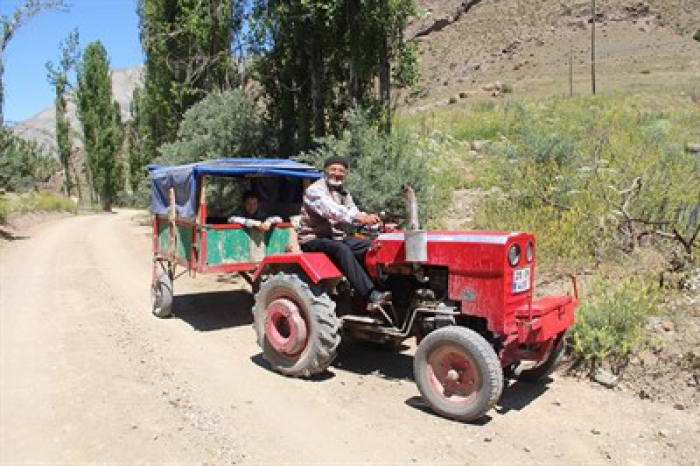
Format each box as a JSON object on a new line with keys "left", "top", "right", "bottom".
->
{"left": 398, "top": 87, "right": 700, "bottom": 371}
{"left": 0, "top": 192, "right": 76, "bottom": 220}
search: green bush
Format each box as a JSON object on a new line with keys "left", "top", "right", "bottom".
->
{"left": 159, "top": 89, "right": 274, "bottom": 165}
{"left": 300, "top": 109, "right": 460, "bottom": 226}
{"left": 0, "top": 128, "right": 58, "bottom": 192}
{"left": 693, "top": 28, "right": 700, "bottom": 42}
{"left": 570, "top": 276, "right": 660, "bottom": 370}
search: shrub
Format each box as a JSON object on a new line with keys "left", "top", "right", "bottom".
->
{"left": 570, "top": 275, "right": 660, "bottom": 371}
{"left": 0, "top": 128, "right": 58, "bottom": 192}
{"left": 694, "top": 28, "right": 700, "bottom": 42}
{"left": 159, "top": 89, "right": 274, "bottom": 165}
{"left": 300, "top": 109, "right": 459, "bottom": 227}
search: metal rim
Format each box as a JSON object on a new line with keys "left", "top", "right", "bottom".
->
{"left": 264, "top": 298, "right": 309, "bottom": 356}
{"left": 426, "top": 343, "right": 481, "bottom": 404}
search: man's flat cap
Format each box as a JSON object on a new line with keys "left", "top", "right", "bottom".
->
{"left": 323, "top": 155, "right": 349, "bottom": 169}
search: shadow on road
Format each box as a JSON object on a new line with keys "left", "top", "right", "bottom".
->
{"left": 401, "top": 378, "right": 551, "bottom": 425}
{"left": 333, "top": 340, "right": 414, "bottom": 381}
{"left": 404, "top": 396, "right": 494, "bottom": 425}
{"left": 249, "top": 353, "right": 337, "bottom": 381}
{"left": 0, "top": 227, "right": 28, "bottom": 241}
{"left": 174, "top": 290, "right": 253, "bottom": 331}
{"left": 496, "top": 378, "right": 551, "bottom": 414}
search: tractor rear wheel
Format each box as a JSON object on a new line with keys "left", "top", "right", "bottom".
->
{"left": 151, "top": 271, "right": 174, "bottom": 318}
{"left": 518, "top": 335, "right": 566, "bottom": 383}
{"left": 414, "top": 327, "right": 503, "bottom": 422}
{"left": 253, "top": 273, "right": 340, "bottom": 377}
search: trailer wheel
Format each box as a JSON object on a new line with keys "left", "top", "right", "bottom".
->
{"left": 151, "top": 271, "right": 173, "bottom": 318}
{"left": 253, "top": 273, "right": 340, "bottom": 377}
{"left": 414, "top": 327, "right": 503, "bottom": 422}
{"left": 518, "top": 336, "right": 566, "bottom": 383}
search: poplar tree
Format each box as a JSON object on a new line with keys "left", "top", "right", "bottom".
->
{"left": 136, "top": 0, "right": 243, "bottom": 161}
{"left": 46, "top": 29, "right": 80, "bottom": 198}
{"left": 251, "top": 0, "right": 417, "bottom": 155}
{"left": 76, "top": 41, "right": 122, "bottom": 211}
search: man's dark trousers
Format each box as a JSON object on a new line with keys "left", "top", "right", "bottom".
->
{"left": 301, "top": 237, "right": 374, "bottom": 299}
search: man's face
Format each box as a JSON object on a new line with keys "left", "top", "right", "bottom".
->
{"left": 244, "top": 196, "right": 259, "bottom": 215}
{"left": 324, "top": 163, "right": 347, "bottom": 188}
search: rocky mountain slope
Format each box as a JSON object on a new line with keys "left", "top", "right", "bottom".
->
{"left": 11, "top": 66, "right": 142, "bottom": 157}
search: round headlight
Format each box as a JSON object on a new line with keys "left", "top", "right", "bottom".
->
{"left": 507, "top": 244, "right": 521, "bottom": 267}
{"left": 526, "top": 241, "right": 534, "bottom": 262}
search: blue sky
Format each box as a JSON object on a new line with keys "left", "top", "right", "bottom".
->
{"left": 1, "top": 0, "right": 143, "bottom": 124}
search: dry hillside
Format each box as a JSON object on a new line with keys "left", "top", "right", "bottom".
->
{"left": 406, "top": 0, "right": 700, "bottom": 106}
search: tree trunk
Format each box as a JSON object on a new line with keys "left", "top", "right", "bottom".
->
{"left": 72, "top": 149, "right": 84, "bottom": 207}
{"left": 279, "top": 70, "right": 296, "bottom": 158}
{"left": 309, "top": 15, "right": 325, "bottom": 141}
{"left": 0, "top": 51, "right": 5, "bottom": 127}
{"left": 379, "top": 33, "right": 391, "bottom": 134}
{"left": 346, "top": 1, "right": 362, "bottom": 107}
{"left": 295, "top": 17, "right": 311, "bottom": 153}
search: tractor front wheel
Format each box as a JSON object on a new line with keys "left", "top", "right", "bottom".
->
{"left": 253, "top": 273, "right": 340, "bottom": 377}
{"left": 414, "top": 327, "right": 503, "bottom": 422}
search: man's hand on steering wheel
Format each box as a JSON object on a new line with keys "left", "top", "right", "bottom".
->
{"left": 355, "top": 212, "right": 381, "bottom": 226}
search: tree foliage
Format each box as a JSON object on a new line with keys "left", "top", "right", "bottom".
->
{"left": 46, "top": 29, "right": 80, "bottom": 198}
{"left": 126, "top": 86, "right": 149, "bottom": 194}
{"left": 136, "top": 0, "right": 244, "bottom": 161}
{"left": 159, "top": 89, "right": 271, "bottom": 165}
{"left": 0, "top": 128, "right": 57, "bottom": 192}
{"left": 76, "top": 41, "right": 123, "bottom": 210}
{"left": 250, "top": 0, "right": 418, "bottom": 156}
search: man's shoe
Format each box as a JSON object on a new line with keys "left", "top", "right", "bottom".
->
{"left": 367, "top": 290, "right": 392, "bottom": 305}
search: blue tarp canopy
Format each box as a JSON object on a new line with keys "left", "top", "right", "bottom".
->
{"left": 148, "top": 158, "right": 321, "bottom": 219}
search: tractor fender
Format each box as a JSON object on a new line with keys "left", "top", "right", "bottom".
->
{"left": 252, "top": 253, "right": 342, "bottom": 284}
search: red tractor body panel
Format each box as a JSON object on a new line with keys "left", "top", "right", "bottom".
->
{"left": 252, "top": 252, "right": 343, "bottom": 284}
{"left": 366, "top": 231, "right": 575, "bottom": 346}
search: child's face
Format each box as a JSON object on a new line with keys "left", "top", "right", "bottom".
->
{"left": 244, "top": 197, "right": 258, "bottom": 215}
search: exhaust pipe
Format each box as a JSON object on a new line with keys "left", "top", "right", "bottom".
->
{"left": 402, "top": 185, "right": 427, "bottom": 262}
{"left": 402, "top": 185, "right": 420, "bottom": 230}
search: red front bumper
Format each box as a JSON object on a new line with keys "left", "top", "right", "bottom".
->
{"left": 515, "top": 296, "right": 578, "bottom": 344}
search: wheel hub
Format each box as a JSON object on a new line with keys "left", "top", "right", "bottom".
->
{"left": 428, "top": 345, "right": 480, "bottom": 401}
{"left": 265, "top": 298, "right": 308, "bottom": 356}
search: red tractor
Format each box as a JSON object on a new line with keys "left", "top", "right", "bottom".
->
{"left": 149, "top": 159, "right": 578, "bottom": 422}
{"left": 250, "top": 187, "right": 578, "bottom": 422}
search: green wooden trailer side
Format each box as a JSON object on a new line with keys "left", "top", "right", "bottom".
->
{"left": 154, "top": 215, "right": 294, "bottom": 271}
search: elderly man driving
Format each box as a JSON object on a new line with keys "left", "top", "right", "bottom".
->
{"left": 298, "top": 156, "right": 390, "bottom": 306}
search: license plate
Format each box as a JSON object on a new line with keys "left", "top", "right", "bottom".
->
{"left": 512, "top": 267, "right": 531, "bottom": 293}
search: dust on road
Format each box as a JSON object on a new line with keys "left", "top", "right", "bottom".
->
{"left": 2, "top": 211, "right": 698, "bottom": 463}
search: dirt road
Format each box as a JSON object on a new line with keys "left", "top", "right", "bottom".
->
{"left": 2, "top": 211, "right": 698, "bottom": 464}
